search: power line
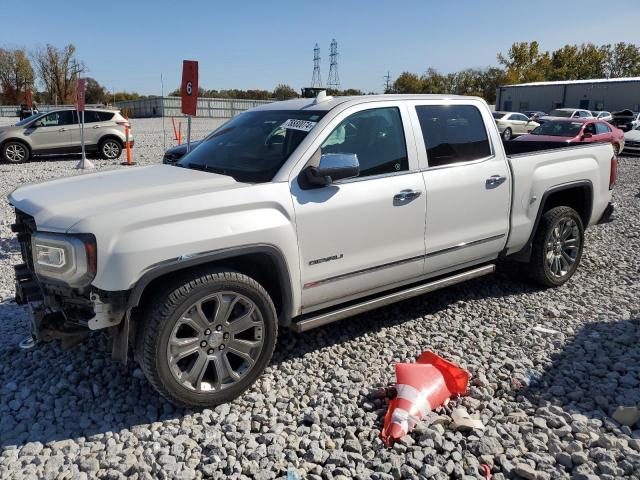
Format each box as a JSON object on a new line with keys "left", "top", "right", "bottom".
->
{"left": 327, "top": 39, "right": 340, "bottom": 90}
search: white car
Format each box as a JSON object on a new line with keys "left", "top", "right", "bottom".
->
{"left": 493, "top": 111, "right": 539, "bottom": 141}
{"left": 9, "top": 93, "right": 616, "bottom": 407}
{"left": 592, "top": 111, "right": 613, "bottom": 122}
{"left": 623, "top": 125, "right": 640, "bottom": 154}
{"left": 539, "top": 108, "right": 594, "bottom": 123}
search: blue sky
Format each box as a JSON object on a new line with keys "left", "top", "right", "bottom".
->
{"left": 4, "top": 1, "right": 640, "bottom": 94}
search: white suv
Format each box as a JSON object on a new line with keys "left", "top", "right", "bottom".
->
{"left": 0, "top": 108, "right": 133, "bottom": 163}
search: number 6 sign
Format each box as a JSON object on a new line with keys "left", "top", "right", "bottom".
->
{"left": 181, "top": 60, "right": 198, "bottom": 116}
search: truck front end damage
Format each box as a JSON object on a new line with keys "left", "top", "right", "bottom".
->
{"left": 12, "top": 208, "right": 129, "bottom": 355}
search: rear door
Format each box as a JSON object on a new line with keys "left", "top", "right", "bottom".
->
{"left": 27, "top": 110, "right": 74, "bottom": 153}
{"left": 291, "top": 102, "right": 427, "bottom": 311}
{"left": 408, "top": 100, "right": 510, "bottom": 274}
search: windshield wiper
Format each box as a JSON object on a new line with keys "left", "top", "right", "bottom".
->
{"left": 186, "top": 162, "right": 228, "bottom": 175}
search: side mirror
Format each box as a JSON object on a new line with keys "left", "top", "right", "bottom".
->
{"left": 304, "top": 153, "right": 359, "bottom": 186}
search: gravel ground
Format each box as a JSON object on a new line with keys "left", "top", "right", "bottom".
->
{"left": 0, "top": 117, "right": 639, "bottom": 480}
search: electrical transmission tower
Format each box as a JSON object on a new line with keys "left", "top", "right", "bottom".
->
{"left": 327, "top": 39, "right": 340, "bottom": 90}
{"left": 311, "top": 44, "right": 322, "bottom": 88}
{"left": 384, "top": 71, "right": 392, "bottom": 93}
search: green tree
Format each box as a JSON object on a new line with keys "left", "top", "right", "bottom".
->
{"left": 273, "top": 84, "right": 298, "bottom": 99}
{"left": 84, "top": 77, "right": 107, "bottom": 104}
{"left": 497, "top": 41, "right": 550, "bottom": 84}
{"left": 393, "top": 72, "right": 423, "bottom": 93}
{"left": 603, "top": 42, "right": 640, "bottom": 78}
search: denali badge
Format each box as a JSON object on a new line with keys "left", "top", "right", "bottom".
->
{"left": 309, "top": 254, "right": 343, "bottom": 266}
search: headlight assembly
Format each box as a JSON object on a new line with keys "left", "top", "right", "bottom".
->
{"left": 31, "top": 232, "right": 96, "bottom": 287}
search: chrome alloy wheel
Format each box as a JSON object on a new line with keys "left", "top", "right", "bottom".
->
{"left": 6, "top": 143, "right": 26, "bottom": 162}
{"left": 102, "top": 140, "right": 120, "bottom": 159}
{"left": 545, "top": 218, "right": 580, "bottom": 278}
{"left": 166, "top": 292, "right": 265, "bottom": 392}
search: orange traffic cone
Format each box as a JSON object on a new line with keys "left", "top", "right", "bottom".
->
{"left": 380, "top": 351, "right": 469, "bottom": 445}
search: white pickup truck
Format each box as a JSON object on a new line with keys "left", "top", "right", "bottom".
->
{"left": 9, "top": 93, "right": 616, "bottom": 406}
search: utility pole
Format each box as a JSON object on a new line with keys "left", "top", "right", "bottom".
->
{"left": 384, "top": 71, "right": 392, "bottom": 93}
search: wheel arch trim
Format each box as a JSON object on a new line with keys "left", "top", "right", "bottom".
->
{"left": 505, "top": 179, "right": 593, "bottom": 261}
{"left": 126, "top": 243, "right": 294, "bottom": 324}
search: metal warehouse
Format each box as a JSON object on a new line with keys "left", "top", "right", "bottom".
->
{"left": 495, "top": 77, "right": 640, "bottom": 113}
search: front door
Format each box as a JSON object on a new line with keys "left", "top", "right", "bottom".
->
{"left": 291, "top": 103, "right": 427, "bottom": 311}
{"left": 409, "top": 101, "right": 510, "bottom": 274}
{"left": 26, "top": 110, "right": 75, "bottom": 153}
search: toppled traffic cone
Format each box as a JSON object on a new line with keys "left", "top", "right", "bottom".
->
{"left": 380, "top": 351, "right": 469, "bottom": 445}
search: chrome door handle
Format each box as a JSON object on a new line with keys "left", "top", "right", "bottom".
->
{"left": 486, "top": 175, "right": 507, "bottom": 189}
{"left": 394, "top": 189, "right": 422, "bottom": 203}
{"left": 58, "top": 128, "right": 66, "bottom": 132}
{"left": 92, "top": 125, "right": 100, "bottom": 129}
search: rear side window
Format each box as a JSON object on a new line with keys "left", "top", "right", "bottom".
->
{"left": 321, "top": 107, "right": 408, "bottom": 177}
{"left": 595, "top": 123, "right": 611, "bottom": 134}
{"left": 82, "top": 111, "right": 100, "bottom": 123}
{"left": 415, "top": 105, "right": 491, "bottom": 167}
{"left": 97, "top": 111, "right": 115, "bottom": 121}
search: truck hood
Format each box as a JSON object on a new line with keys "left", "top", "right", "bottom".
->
{"left": 8, "top": 164, "right": 244, "bottom": 231}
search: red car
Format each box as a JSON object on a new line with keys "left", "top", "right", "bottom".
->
{"left": 514, "top": 118, "right": 625, "bottom": 155}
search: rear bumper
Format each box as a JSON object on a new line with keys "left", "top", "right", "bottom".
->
{"left": 598, "top": 202, "right": 615, "bottom": 224}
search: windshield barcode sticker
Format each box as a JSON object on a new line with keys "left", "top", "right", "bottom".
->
{"left": 281, "top": 119, "right": 317, "bottom": 132}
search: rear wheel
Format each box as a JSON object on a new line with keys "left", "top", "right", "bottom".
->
{"left": 99, "top": 138, "right": 122, "bottom": 160}
{"left": 613, "top": 143, "right": 620, "bottom": 156}
{"left": 137, "top": 269, "right": 277, "bottom": 407}
{"left": 502, "top": 128, "right": 512, "bottom": 141}
{"left": 1, "top": 141, "right": 30, "bottom": 163}
{"left": 529, "top": 206, "right": 584, "bottom": 287}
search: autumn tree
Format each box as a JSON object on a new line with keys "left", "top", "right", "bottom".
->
{"left": 497, "top": 41, "right": 551, "bottom": 84}
{"left": 0, "top": 48, "right": 35, "bottom": 104}
{"left": 33, "top": 44, "right": 85, "bottom": 104}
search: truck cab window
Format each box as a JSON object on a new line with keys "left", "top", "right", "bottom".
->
{"left": 415, "top": 105, "right": 491, "bottom": 167}
{"left": 321, "top": 107, "right": 408, "bottom": 177}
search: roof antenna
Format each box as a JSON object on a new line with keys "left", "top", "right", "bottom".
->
{"left": 313, "top": 90, "right": 333, "bottom": 104}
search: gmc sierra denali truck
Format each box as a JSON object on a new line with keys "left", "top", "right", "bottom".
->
{"left": 9, "top": 93, "right": 616, "bottom": 407}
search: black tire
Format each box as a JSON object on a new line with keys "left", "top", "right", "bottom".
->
{"left": 529, "top": 206, "right": 584, "bottom": 287}
{"left": 137, "top": 269, "right": 277, "bottom": 407}
{"left": 613, "top": 143, "right": 620, "bottom": 156}
{"left": 98, "top": 138, "right": 122, "bottom": 160}
{"left": 1, "top": 141, "right": 30, "bottom": 163}
{"left": 502, "top": 128, "right": 512, "bottom": 142}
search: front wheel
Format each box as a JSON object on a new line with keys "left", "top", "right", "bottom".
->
{"left": 502, "top": 128, "right": 512, "bottom": 141}
{"left": 1, "top": 141, "right": 30, "bottom": 163}
{"left": 529, "top": 206, "right": 584, "bottom": 287}
{"left": 137, "top": 269, "right": 277, "bottom": 407}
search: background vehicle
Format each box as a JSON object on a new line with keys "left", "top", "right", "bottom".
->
{"left": 591, "top": 111, "right": 613, "bottom": 122}
{"left": 623, "top": 124, "right": 640, "bottom": 154}
{"left": 9, "top": 94, "right": 615, "bottom": 407}
{"left": 514, "top": 118, "right": 625, "bottom": 154}
{"left": 0, "top": 108, "right": 133, "bottom": 163}
{"left": 611, "top": 110, "right": 640, "bottom": 131}
{"left": 163, "top": 140, "right": 203, "bottom": 165}
{"left": 523, "top": 110, "right": 546, "bottom": 120}
{"left": 492, "top": 111, "right": 539, "bottom": 141}
{"left": 538, "top": 108, "right": 593, "bottom": 124}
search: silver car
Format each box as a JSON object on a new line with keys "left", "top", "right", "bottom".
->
{"left": 0, "top": 108, "right": 133, "bottom": 163}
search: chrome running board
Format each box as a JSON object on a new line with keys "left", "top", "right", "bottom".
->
{"left": 292, "top": 264, "right": 495, "bottom": 333}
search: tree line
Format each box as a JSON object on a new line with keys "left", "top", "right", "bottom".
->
{"left": 391, "top": 41, "right": 640, "bottom": 103}
{"left": 2, "top": 41, "right": 639, "bottom": 106}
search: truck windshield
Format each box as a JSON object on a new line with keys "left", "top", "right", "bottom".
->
{"left": 531, "top": 121, "right": 583, "bottom": 137}
{"left": 178, "top": 110, "right": 326, "bottom": 183}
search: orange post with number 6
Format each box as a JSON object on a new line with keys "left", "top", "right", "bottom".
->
{"left": 181, "top": 60, "right": 198, "bottom": 116}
